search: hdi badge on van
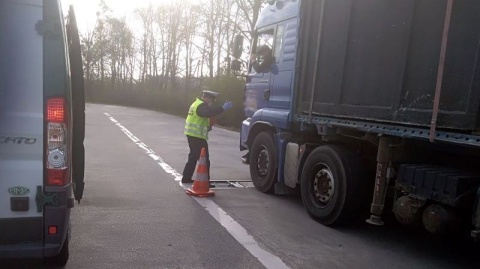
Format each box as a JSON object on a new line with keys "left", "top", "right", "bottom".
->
{"left": 0, "top": 0, "right": 85, "bottom": 266}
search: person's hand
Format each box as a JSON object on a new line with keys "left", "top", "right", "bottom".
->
{"left": 223, "top": 101, "right": 233, "bottom": 111}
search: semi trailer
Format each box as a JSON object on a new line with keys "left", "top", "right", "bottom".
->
{"left": 232, "top": 0, "right": 480, "bottom": 238}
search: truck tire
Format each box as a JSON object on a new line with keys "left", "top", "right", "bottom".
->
{"left": 250, "top": 132, "right": 277, "bottom": 193}
{"left": 44, "top": 238, "right": 69, "bottom": 266}
{"left": 300, "top": 145, "right": 360, "bottom": 226}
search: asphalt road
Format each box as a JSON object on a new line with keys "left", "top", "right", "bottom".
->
{"left": 4, "top": 103, "right": 480, "bottom": 268}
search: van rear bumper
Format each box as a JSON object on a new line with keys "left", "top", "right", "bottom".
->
{"left": 0, "top": 242, "right": 61, "bottom": 259}
{"left": 0, "top": 206, "right": 70, "bottom": 259}
{"left": 0, "top": 217, "right": 42, "bottom": 243}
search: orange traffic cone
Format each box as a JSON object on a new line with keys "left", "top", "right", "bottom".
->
{"left": 186, "top": 147, "right": 215, "bottom": 197}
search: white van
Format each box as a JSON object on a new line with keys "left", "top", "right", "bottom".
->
{"left": 0, "top": 0, "right": 85, "bottom": 265}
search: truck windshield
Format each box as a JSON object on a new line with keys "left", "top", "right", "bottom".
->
{"left": 251, "top": 29, "right": 274, "bottom": 73}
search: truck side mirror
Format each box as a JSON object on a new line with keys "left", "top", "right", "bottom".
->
{"left": 232, "top": 35, "right": 244, "bottom": 59}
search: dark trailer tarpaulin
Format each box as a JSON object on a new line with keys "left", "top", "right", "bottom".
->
{"left": 297, "top": 0, "right": 480, "bottom": 131}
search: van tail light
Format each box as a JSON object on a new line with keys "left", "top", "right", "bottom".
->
{"left": 47, "top": 98, "right": 65, "bottom": 122}
{"left": 46, "top": 97, "right": 69, "bottom": 186}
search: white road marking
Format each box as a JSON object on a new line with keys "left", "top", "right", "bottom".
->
{"left": 105, "top": 113, "right": 183, "bottom": 181}
{"left": 105, "top": 113, "right": 290, "bottom": 269}
{"left": 195, "top": 198, "right": 290, "bottom": 269}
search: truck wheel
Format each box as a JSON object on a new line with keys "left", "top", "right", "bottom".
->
{"left": 250, "top": 132, "right": 277, "bottom": 193}
{"left": 300, "top": 145, "right": 360, "bottom": 226}
{"left": 44, "top": 238, "right": 69, "bottom": 266}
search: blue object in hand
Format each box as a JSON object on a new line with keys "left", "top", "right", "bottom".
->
{"left": 223, "top": 101, "right": 233, "bottom": 111}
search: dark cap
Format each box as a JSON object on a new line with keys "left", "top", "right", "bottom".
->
{"left": 202, "top": 90, "right": 219, "bottom": 99}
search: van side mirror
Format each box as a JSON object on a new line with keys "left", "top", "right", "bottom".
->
{"left": 232, "top": 35, "right": 244, "bottom": 59}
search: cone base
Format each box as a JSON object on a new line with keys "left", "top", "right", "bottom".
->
{"left": 186, "top": 188, "right": 215, "bottom": 197}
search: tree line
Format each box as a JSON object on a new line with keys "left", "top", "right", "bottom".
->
{"left": 81, "top": 0, "right": 264, "bottom": 129}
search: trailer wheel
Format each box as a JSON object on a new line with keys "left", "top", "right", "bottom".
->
{"left": 300, "top": 145, "right": 360, "bottom": 226}
{"left": 250, "top": 132, "right": 277, "bottom": 193}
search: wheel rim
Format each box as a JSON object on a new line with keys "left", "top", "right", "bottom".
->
{"left": 312, "top": 164, "right": 335, "bottom": 208}
{"left": 256, "top": 145, "right": 269, "bottom": 177}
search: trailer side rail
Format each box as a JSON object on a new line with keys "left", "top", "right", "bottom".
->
{"left": 296, "top": 114, "right": 480, "bottom": 148}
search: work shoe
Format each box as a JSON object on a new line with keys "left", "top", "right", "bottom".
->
{"left": 181, "top": 178, "right": 193, "bottom": 184}
{"left": 241, "top": 153, "right": 249, "bottom": 164}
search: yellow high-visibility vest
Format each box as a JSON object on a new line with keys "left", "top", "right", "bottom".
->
{"left": 184, "top": 98, "right": 210, "bottom": 140}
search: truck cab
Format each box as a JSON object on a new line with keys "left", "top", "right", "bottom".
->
{"left": 0, "top": 0, "right": 85, "bottom": 265}
{"left": 239, "top": 0, "right": 300, "bottom": 192}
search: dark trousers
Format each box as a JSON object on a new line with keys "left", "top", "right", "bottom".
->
{"left": 182, "top": 135, "right": 210, "bottom": 181}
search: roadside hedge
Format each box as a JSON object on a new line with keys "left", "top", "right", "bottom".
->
{"left": 85, "top": 75, "right": 246, "bottom": 131}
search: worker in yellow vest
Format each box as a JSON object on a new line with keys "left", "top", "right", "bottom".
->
{"left": 181, "top": 90, "right": 233, "bottom": 184}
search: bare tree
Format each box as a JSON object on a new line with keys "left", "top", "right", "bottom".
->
{"left": 80, "top": 0, "right": 262, "bottom": 94}
{"left": 104, "top": 17, "right": 132, "bottom": 87}
{"left": 168, "top": 3, "right": 181, "bottom": 88}
{"left": 180, "top": 4, "right": 201, "bottom": 80}
{"left": 80, "top": 29, "right": 96, "bottom": 84}
{"left": 92, "top": 0, "right": 114, "bottom": 84}
{"left": 197, "top": 0, "right": 221, "bottom": 78}
{"left": 234, "top": 0, "right": 263, "bottom": 35}
{"left": 135, "top": 6, "right": 155, "bottom": 84}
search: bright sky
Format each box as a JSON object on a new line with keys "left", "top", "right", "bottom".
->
{"left": 61, "top": 0, "right": 179, "bottom": 34}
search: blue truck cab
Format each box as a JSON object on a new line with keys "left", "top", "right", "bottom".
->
{"left": 241, "top": 0, "right": 299, "bottom": 193}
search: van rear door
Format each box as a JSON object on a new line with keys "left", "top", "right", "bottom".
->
{"left": 0, "top": 0, "right": 44, "bottom": 243}
{"left": 67, "top": 5, "right": 86, "bottom": 203}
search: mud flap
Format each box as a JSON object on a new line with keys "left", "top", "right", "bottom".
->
{"left": 472, "top": 186, "right": 480, "bottom": 240}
